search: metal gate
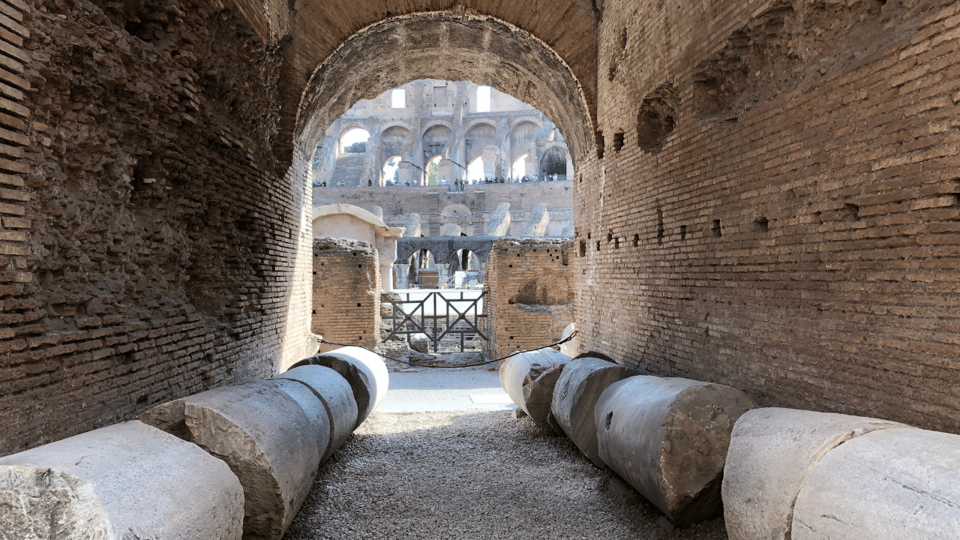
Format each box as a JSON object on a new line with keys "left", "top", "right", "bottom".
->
{"left": 381, "top": 290, "right": 488, "bottom": 352}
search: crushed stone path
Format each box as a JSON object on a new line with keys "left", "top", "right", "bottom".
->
{"left": 285, "top": 410, "right": 728, "bottom": 540}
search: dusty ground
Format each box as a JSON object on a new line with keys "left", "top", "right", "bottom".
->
{"left": 285, "top": 410, "right": 728, "bottom": 540}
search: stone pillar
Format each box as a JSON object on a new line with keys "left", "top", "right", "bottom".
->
{"left": 397, "top": 160, "right": 413, "bottom": 186}
{"left": 395, "top": 265, "right": 409, "bottom": 289}
{"left": 482, "top": 146, "right": 500, "bottom": 179}
{"left": 524, "top": 153, "right": 536, "bottom": 177}
{"left": 436, "top": 263, "right": 450, "bottom": 289}
{"left": 439, "top": 158, "right": 453, "bottom": 184}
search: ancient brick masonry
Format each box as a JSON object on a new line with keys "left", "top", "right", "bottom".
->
{"left": 577, "top": 0, "right": 960, "bottom": 432}
{"left": 485, "top": 239, "right": 574, "bottom": 360}
{"left": 311, "top": 238, "right": 380, "bottom": 353}
{"left": 0, "top": 0, "right": 312, "bottom": 454}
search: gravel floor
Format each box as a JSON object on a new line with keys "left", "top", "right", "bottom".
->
{"left": 285, "top": 410, "right": 728, "bottom": 540}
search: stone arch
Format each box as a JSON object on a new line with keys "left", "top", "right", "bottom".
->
{"left": 338, "top": 126, "right": 371, "bottom": 154}
{"left": 294, "top": 12, "right": 596, "bottom": 170}
{"left": 422, "top": 125, "right": 452, "bottom": 162}
{"left": 465, "top": 123, "right": 498, "bottom": 171}
{"left": 540, "top": 146, "right": 569, "bottom": 179}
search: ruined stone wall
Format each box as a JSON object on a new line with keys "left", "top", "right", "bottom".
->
{"left": 315, "top": 181, "right": 574, "bottom": 237}
{"left": 311, "top": 238, "right": 380, "bottom": 353}
{"left": 576, "top": 0, "right": 960, "bottom": 432}
{"left": 0, "top": 0, "right": 312, "bottom": 454}
{"left": 485, "top": 239, "right": 573, "bottom": 360}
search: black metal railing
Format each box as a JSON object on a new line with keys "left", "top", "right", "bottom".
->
{"left": 381, "top": 290, "right": 488, "bottom": 352}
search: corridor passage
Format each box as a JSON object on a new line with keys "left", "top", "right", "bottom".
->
{"left": 284, "top": 369, "right": 727, "bottom": 539}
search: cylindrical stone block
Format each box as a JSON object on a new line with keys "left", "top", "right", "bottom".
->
{"left": 291, "top": 346, "right": 389, "bottom": 428}
{"left": 273, "top": 378, "right": 333, "bottom": 462}
{"left": 595, "top": 376, "right": 756, "bottom": 527}
{"left": 139, "top": 381, "right": 322, "bottom": 540}
{"left": 551, "top": 356, "right": 639, "bottom": 467}
{"left": 499, "top": 347, "right": 571, "bottom": 426}
{"left": 0, "top": 420, "right": 244, "bottom": 540}
{"left": 792, "top": 427, "right": 960, "bottom": 540}
{"left": 723, "top": 408, "right": 904, "bottom": 540}
{"left": 273, "top": 364, "right": 360, "bottom": 460}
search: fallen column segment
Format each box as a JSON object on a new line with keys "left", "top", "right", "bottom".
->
{"left": 722, "top": 408, "right": 904, "bottom": 540}
{"left": 792, "top": 427, "right": 960, "bottom": 540}
{"left": 140, "top": 380, "right": 323, "bottom": 540}
{"left": 0, "top": 420, "right": 244, "bottom": 540}
{"left": 595, "top": 376, "right": 756, "bottom": 527}
{"left": 291, "top": 346, "right": 389, "bottom": 428}
{"left": 275, "top": 364, "right": 360, "bottom": 461}
{"left": 499, "top": 347, "right": 571, "bottom": 427}
{"left": 551, "top": 355, "right": 639, "bottom": 467}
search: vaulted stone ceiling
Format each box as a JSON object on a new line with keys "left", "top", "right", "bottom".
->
{"left": 228, "top": 0, "right": 599, "bottom": 166}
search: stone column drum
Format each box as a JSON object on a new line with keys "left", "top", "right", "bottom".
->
{"left": 499, "top": 347, "right": 570, "bottom": 427}
{"left": 722, "top": 408, "right": 904, "bottom": 540}
{"left": 791, "top": 427, "right": 960, "bottom": 540}
{"left": 139, "top": 380, "right": 323, "bottom": 540}
{"left": 274, "top": 364, "right": 361, "bottom": 461}
{"left": 0, "top": 421, "right": 244, "bottom": 540}
{"left": 550, "top": 356, "right": 639, "bottom": 467}
{"left": 291, "top": 346, "right": 389, "bottom": 428}
{"left": 594, "top": 376, "right": 756, "bottom": 527}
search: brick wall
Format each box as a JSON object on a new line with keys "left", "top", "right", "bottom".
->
{"left": 0, "top": 0, "right": 312, "bottom": 455}
{"left": 485, "top": 239, "right": 574, "bottom": 359}
{"left": 312, "top": 238, "right": 380, "bottom": 352}
{"left": 576, "top": 0, "right": 960, "bottom": 432}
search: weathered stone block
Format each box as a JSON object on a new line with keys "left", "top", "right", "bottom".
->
{"left": 274, "top": 364, "right": 360, "bottom": 460}
{"left": 291, "top": 346, "right": 387, "bottom": 428}
{"left": 595, "top": 376, "right": 756, "bottom": 526}
{"left": 139, "top": 381, "right": 322, "bottom": 540}
{"left": 551, "top": 356, "right": 639, "bottom": 467}
{"left": 723, "top": 408, "right": 904, "bottom": 540}
{"left": 0, "top": 420, "right": 244, "bottom": 540}
{"left": 499, "top": 347, "right": 570, "bottom": 426}
{"left": 792, "top": 427, "right": 960, "bottom": 540}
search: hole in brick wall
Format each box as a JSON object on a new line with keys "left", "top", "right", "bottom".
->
{"left": 608, "top": 64, "right": 618, "bottom": 82}
{"left": 137, "top": 395, "right": 148, "bottom": 405}
{"left": 357, "top": 303, "right": 362, "bottom": 307}
{"left": 596, "top": 130, "right": 605, "bottom": 159}
{"left": 596, "top": 241, "right": 601, "bottom": 251}
{"left": 607, "top": 231, "right": 613, "bottom": 242}
{"left": 657, "top": 208, "right": 665, "bottom": 244}
{"left": 754, "top": 217, "right": 769, "bottom": 232}
{"left": 510, "top": 336, "right": 514, "bottom": 340}
{"left": 579, "top": 240, "right": 586, "bottom": 257}
{"left": 680, "top": 225, "right": 687, "bottom": 240}
{"left": 313, "top": 271, "right": 317, "bottom": 275}
{"left": 637, "top": 83, "right": 678, "bottom": 153}
{"left": 633, "top": 234, "right": 640, "bottom": 247}
{"left": 312, "top": 310, "right": 316, "bottom": 314}
{"left": 578, "top": 174, "right": 583, "bottom": 184}
{"left": 613, "top": 131, "right": 625, "bottom": 153}
{"left": 843, "top": 203, "right": 860, "bottom": 222}
{"left": 587, "top": 232, "right": 592, "bottom": 239}
{"left": 712, "top": 219, "right": 723, "bottom": 237}
{"left": 352, "top": 252, "right": 357, "bottom": 256}
{"left": 509, "top": 264, "right": 513, "bottom": 268}
{"left": 814, "top": 211, "right": 823, "bottom": 224}
{"left": 614, "top": 237, "right": 620, "bottom": 249}
{"left": 358, "top": 264, "right": 362, "bottom": 268}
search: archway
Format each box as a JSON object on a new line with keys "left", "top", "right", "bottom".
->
{"left": 294, "top": 13, "right": 596, "bottom": 170}
{"left": 511, "top": 154, "right": 529, "bottom": 180}
{"left": 467, "top": 156, "right": 485, "bottom": 183}
{"left": 339, "top": 127, "right": 370, "bottom": 154}
{"left": 424, "top": 155, "right": 442, "bottom": 186}
{"left": 382, "top": 155, "right": 401, "bottom": 186}
{"left": 540, "top": 147, "right": 568, "bottom": 180}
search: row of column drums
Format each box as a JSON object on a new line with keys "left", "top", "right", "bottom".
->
{"left": 0, "top": 347, "right": 388, "bottom": 540}
{"left": 500, "top": 348, "right": 960, "bottom": 539}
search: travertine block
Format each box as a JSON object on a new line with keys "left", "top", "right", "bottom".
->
{"left": 499, "top": 347, "right": 571, "bottom": 426}
{"left": 792, "top": 427, "right": 960, "bottom": 540}
{"left": 551, "top": 356, "right": 639, "bottom": 467}
{"left": 274, "top": 364, "right": 360, "bottom": 460}
{"left": 291, "top": 346, "right": 389, "bottom": 427}
{"left": 0, "top": 421, "right": 244, "bottom": 540}
{"left": 140, "top": 381, "right": 321, "bottom": 540}
{"left": 595, "top": 376, "right": 756, "bottom": 526}
{"left": 723, "top": 408, "right": 903, "bottom": 540}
